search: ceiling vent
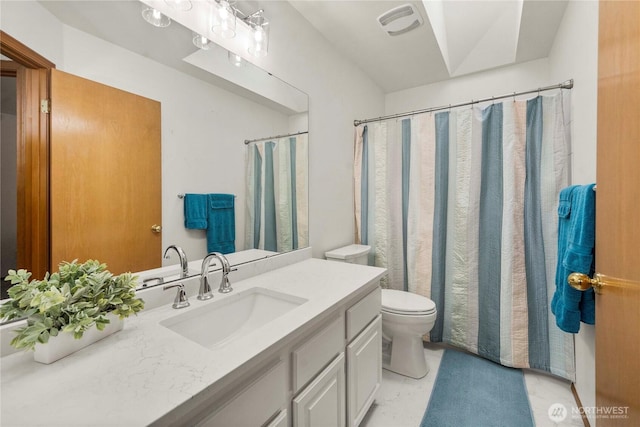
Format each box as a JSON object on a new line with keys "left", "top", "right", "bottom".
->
{"left": 377, "top": 3, "right": 423, "bottom": 36}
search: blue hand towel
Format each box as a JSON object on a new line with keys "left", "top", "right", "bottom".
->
{"left": 183, "top": 194, "right": 208, "bottom": 229}
{"left": 551, "top": 184, "right": 596, "bottom": 333}
{"left": 206, "top": 194, "right": 235, "bottom": 254}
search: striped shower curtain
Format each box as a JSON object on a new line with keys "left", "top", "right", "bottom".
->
{"left": 245, "top": 134, "right": 309, "bottom": 252}
{"left": 354, "top": 93, "right": 575, "bottom": 380}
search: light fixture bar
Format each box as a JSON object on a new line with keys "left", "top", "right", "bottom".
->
{"left": 138, "top": 0, "right": 270, "bottom": 58}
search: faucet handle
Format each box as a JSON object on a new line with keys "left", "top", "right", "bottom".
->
{"left": 164, "top": 283, "right": 190, "bottom": 309}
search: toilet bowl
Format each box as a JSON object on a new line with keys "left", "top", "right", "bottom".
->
{"left": 381, "top": 289, "right": 436, "bottom": 379}
{"left": 324, "top": 244, "right": 438, "bottom": 380}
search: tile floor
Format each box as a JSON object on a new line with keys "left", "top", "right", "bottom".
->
{"left": 361, "top": 343, "right": 585, "bottom": 427}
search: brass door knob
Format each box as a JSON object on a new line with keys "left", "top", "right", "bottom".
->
{"left": 151, "top": 224, "right": 162, "bottom": 233}
{"left": 568, "top": 273, "right": 603, "bottom": 294}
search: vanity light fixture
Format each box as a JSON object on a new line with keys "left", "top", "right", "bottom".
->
{"left": 193, "top": 31, "right": 212, "bottom": 50}
{"left": 141, "top": 5, "right": 171, "bottom": 27}
{"left": 141, "top": 1, "right": 270, "bottom": 57}
{"left": 245, "top": 10, "right": 269, "bottom": 57}
{"left": 209, "top": 1, "right": 270, "bottom": 57}
{"left": 212, "top": 0, "right": 237, "bottom": 39}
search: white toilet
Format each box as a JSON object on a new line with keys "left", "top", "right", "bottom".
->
{"left": 325, "top": 244, "right": 437, "bottom": 379}
{"left": 380, "top": 289, "right": 436, "bottom": 378}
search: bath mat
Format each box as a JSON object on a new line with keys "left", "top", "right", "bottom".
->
{"left": 420, "top": 349, "right": 534, "bottom": 427}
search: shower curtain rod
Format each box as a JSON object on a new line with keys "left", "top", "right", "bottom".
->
{"left": 244, "top": 131, "right": 308, "bottom": 145}
{"left": 353, "top": 79, "right": 574, "bottom": 127}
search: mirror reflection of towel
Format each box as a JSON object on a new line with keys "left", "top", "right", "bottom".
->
{"left": 183, "top": 194, "right": 208, "bottom": 229}
{"left": 207, "top": 194, "right": 235, "bottom": 254}
{"left": 184, "top": 193, "right": 235, "bottom": 254}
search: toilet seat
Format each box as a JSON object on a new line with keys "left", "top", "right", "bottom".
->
{"left": 381, "top": 289, "right": 436, "bottom": 315}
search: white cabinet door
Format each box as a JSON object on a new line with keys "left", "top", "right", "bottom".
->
{"left": 293, "top": 353, "right": 346, "bottom": 427}
{"left": 347, "top": 315, "right": 381, "bottom": 427}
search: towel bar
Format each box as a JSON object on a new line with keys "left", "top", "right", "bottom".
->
{"left": 178, "top": 193, "right": 236, "bottom": 199}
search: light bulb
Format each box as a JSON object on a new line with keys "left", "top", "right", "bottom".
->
{"left": 228, "top": 51, "right": 243, "bottom": 67}
{"left": 254, "top": 28, "right": 264, "bottom": 42}
{"left": 142, "top": 6, "right": 171, "bottom": 27}
{"left": 248, "top": 15, "right": 269, "bottom": 57}
{"left": 212, "top": 0, "right": 236, "bottom": 38}
{"left": 192, "top": 32, "right": 211, "bottom": 50}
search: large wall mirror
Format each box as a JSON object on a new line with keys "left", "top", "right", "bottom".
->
{"left": 0, "top": 0, "right": 308, "bottom": 295}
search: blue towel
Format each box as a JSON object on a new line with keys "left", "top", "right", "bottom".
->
{"left": 551, "top": 184, "right": 596, "bottom": 333}
{"left": 206, "top": 194, "right": 235, "bottom": 254}
{"left": 183, "top": 194, "right": 208, "bottom": 229}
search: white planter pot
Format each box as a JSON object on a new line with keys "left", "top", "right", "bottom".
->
{"left": 33, "top": 314, "right": 124, "bottom": 364}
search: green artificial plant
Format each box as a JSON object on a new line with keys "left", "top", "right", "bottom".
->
{"left": 0, "top": 259, "right": 144, "bottom": 351}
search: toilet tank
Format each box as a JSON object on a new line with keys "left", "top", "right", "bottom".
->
{"left": 325, "top": 244, "right": 371, "bottom": 265}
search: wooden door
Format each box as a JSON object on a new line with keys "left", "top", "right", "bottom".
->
{"left": 50, "top": 69, "right": 161, "bottom": 274}
{"left": 1, "top": 30, "right": 54, "bottom": 280}
{"left": 595, "top": 1, "right": 640, "bottom": 425}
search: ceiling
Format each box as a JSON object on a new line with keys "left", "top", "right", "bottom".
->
{"left": 290, "top": 0, "right": 569, "bottom": 92}
{"left": 38, "top": 0, "right": 568, "bottom": 95}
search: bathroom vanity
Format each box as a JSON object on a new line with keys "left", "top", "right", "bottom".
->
{"left": 0, "top": 251, "right": 385, "bottom": 427}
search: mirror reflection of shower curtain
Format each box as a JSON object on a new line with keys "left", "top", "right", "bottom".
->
{"left": 245, "top": 134, "right": 308, "bottom": 252}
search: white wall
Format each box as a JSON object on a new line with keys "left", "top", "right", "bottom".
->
{"left": 548, "top": 1, "right": 599, "bottom": 423}
{"left": 0, "top": 1, "right": 386, "bottom": 263}
{"left": 385, "top": 57, "right": 551, "bottom": 114}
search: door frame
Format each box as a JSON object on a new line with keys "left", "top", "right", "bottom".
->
{"left": 0, "top": 30, "right": 55, "bottom": 279}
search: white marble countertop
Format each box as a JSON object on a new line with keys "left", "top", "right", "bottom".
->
{"left": 0, "top": 258, "right": 386, "bottom": 427}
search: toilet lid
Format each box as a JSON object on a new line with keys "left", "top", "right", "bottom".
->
{"left": 381, "top": 289, "right": 436, "bottom": 315}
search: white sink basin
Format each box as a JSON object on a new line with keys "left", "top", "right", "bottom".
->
{"left": 160, "top": 287, "right": 307, "bottom": 349}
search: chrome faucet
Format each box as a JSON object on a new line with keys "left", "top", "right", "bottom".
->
{"left": 163, "top": 283, "right": 190, "bottom": 309}
{"left": 163, "top": 245, "right": 189, "bottom": 279}
{"left": 198, "top": 253, "right": 217, "bottom": 300}
{"left": 211, "top": 252, "right": 234, "bottom": 294}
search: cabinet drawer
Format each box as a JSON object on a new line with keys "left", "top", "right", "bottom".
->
{"left": 293, "top": 312, "right": 344, "bottom": 392}
{"left": 346, "top": 287, "right": 381, "bottom": 342}
{"left": 197, "top": 360, "right": 286, "bottom": 427}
